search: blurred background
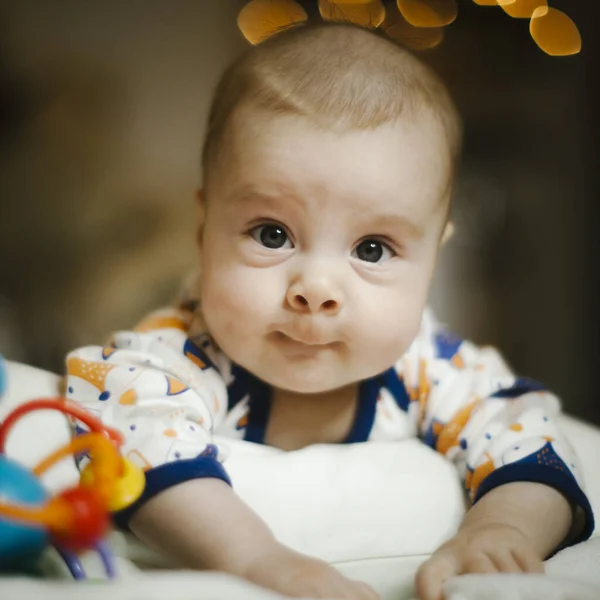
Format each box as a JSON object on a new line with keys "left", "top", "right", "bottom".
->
{"left": 0, "top": 1, "right": 598, "bottom": 424}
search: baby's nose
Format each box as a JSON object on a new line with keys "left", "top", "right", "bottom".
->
{"left": 289, "top": 293, "right": 340, "bottom": 314}
{"left": 286, "top": 278, "right": 343, "bottom": 315}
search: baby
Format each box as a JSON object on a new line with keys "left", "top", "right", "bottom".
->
{"left": 64, "top": 23, "right": 594, "bottom": 600}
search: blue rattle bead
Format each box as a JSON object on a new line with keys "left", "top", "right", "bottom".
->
{"left": 0, "top": 455, "right": 49, "bottom": 571}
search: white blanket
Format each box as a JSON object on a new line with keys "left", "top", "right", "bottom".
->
{"left": 1, "top": 538, "right": 600, "bottom": 600}
{"left": 443, "top": 536, "right": 600, "bottom": 600}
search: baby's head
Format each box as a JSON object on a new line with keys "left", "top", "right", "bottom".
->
{"left": 196, "top": 23, "right": 461, "bottom": 393}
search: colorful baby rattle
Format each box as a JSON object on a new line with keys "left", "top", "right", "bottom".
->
{"left": 0, "top": 397, "right": 145, "bottom": 579}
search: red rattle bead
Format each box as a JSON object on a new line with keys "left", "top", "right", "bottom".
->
{"left": 49, "top": 487, "right": 110, "bottom": 553}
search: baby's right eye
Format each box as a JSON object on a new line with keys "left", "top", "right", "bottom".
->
{"left": 249, "top": 224, "right": 294, "bottom": 250}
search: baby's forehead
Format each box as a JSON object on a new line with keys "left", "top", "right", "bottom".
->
{"left": 213, "top": 110, "right": 453, "bottom": 224}
{"left": 226, "top": 103, "right": 452, "bottom": 161}
{"left": 201, "top": 23, "right": 462, "bottom": 195}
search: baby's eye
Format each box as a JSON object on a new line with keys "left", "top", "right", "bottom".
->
{"left": 352, "top": 239, "right": 395, "bottom": 263}
{"left": 250, "top": 224, "right": 293, "bottom": 250}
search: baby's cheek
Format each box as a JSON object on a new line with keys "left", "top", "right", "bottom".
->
{"left": 357, "top": 290, "right": 423, "bottom": 358}
{"left": 202, "top": 266, "right": 276, "bottom": 340}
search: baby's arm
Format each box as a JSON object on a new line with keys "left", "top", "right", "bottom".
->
{"left": 408, "top": 319, "right": 594, "bottom": 599}
{"left": 130, "top": 477, "right": 377, "bottom": 599}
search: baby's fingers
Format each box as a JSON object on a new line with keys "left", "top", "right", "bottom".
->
{"left": 488, "top": 550, "right": 525, "bottom": 573}
{"left": 415, "top": 556, "right": 457, "bottom": 600}
{"left": 462, "top": 553, "right": 497, "bottom": 575}
{"left": 511, "top": 549, "right": 544, "bottom": 574}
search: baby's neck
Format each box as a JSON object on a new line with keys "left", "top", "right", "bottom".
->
{"left": 265, "top": 384, "right": 359, "bottom": 451}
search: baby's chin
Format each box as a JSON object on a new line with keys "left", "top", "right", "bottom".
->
{"left": 252, "top": 360, "right": 364, "bottom": 395}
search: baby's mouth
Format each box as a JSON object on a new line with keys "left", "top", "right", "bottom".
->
{"left": 275, "top": 330, "right": 334, "bottom": 347}
{"left": 272, "top": 331, "right": 339, "bottom": 353}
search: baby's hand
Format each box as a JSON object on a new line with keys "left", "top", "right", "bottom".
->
{"left": 414, "top": 523, "right": 544, "bottom": 600}
{"left": 245, "top": 544, "right": 379, "bottom": 599}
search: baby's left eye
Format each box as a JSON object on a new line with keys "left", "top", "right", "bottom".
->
{"left": 352, "top": 239, "right": 395, "bottom": 263}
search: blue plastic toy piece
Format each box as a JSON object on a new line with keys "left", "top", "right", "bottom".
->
{"left": 0, "top": 455, "right": 49, "bottom": 570}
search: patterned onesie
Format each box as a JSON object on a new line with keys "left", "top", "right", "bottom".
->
{"left": 64, "top": 283, "right": 595, "bottom": 542}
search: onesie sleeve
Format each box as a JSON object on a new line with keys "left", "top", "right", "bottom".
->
{"left": 410, "top": 311, "right": 595, "bottom": 548}
{"left": 64, "top": 306, "right": 230, "bottom": 529}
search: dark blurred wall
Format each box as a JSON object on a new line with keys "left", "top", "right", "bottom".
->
{"left": 0, "top": 0, "right": 247, "bottom": 366}
{"left": 427, "top": 0, "right": 598, "bottom": 426}
{"left": 579, "top": 1, "right": 600, "bottom": 427}
{"left": 0, "top": 1, "right": 597, "bottom": 425}
{"left": 423, "top": 0, "right": 598, "bottom": 426}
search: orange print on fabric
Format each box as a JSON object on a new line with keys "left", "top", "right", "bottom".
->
{"left": 166, "top": 376, "right": 188, "bottom": 396}
{"left": 101, "top": 347, "right": 118, "bottom": 360}
{"left": 451, "top": 353, "right": 465, "bottom": 369}
{"left": 417, "top": 359, "right": 431, "bottom": 422}
{"left": 67, "top": 357, "right": 115, "bottom": 393}
{"left": 185, "top": 351, "right": 206, "bottom": 370}
{"left": 465, "top": 453, "right": 495, "bottom": 500}
{"left": 118, "top": 389, "right": 138, "bottom": 405}
{"left": 134, "top": 314, "right": 188, "bottom": 333}
{"left": 436, "top": 399, "right": 480, "bottom": 455}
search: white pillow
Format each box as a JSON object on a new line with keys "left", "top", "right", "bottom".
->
{"left": 222, "top": 437, "right": 466, "bottom": 563}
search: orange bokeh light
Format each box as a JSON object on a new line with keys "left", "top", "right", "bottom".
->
{"left": 530, "top": 7, "right": 582, "bottom": 56}
{"left": 238, "top": 0, "right": 308, "bottom": 45}
{"left": 237, "top": 0, "right": 582, "bottom": 58}
{"left": 397, "top": 0, "right": 458, "bottom": 28}
{"left": 384, "top": 9, "right": 444, "bottom": 50}
{"left": 498, "top": 0, "right": 546, "bottom": 19}
{"left": 319, "top": 0, "right": 386, "bottom": 28}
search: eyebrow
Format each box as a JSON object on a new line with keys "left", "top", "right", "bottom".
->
{"left": 227, "top": 186, "right": 426, "bottom": 238}
{"left": 357, "top": 211, "right": 425, "bottom": 239}
{"left": 225, "top": 186, "right": 307, "bottom": 214}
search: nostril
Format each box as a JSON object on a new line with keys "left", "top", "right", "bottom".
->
{"left": 295, "top": 295, "right": 309, "bottom": 307}
{"left": 322, "top": 300, "right": 337, "bottom": 311}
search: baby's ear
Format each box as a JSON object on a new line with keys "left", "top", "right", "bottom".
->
{"left": 195, "top": 189, "right": 206, "bottom": 247}
{"left": 441, "top": 221, "right": 455, "bottom": 245}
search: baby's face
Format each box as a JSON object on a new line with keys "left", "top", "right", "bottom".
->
{"left": 198, "top": 109, "right": 452, "bottom": 393}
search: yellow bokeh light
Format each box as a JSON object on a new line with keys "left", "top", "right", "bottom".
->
{"left": 397, "top": 0, "right": 458, "bottom": 28}
{"left": 385, "top": 10, "right": 444, "bottom": 50}
{"left": 498, "top": 0, "right": 546, "bottom": 19}
{"left": 236, "top": 0, "right": 582, "bottom": 58}
{"left": 319, "top": 0, "right": 386, "bottom": 28}
{"left": 530, "top": 7, "right": 582, "bottom": 56}
{"left": 237, "top": 0, "right": 308, "bottom": 45}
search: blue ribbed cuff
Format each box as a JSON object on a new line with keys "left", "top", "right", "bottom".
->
{"left": 474, "top": 462, "right": 595, "bottom": 552}
{"left": 113, "top": 455, "right": 232, "bottom": 530}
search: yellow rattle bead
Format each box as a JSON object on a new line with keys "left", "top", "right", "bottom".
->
{"left": 80, "top": 458, "right": 145, "bottom": 512}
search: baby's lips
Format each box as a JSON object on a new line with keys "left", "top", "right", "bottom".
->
{"left": 278, "top": 328, "right": 336, "bottom": 346}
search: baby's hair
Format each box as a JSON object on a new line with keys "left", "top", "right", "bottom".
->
{"left": 201, "top": 22, "right": 462, "bottom": 188}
